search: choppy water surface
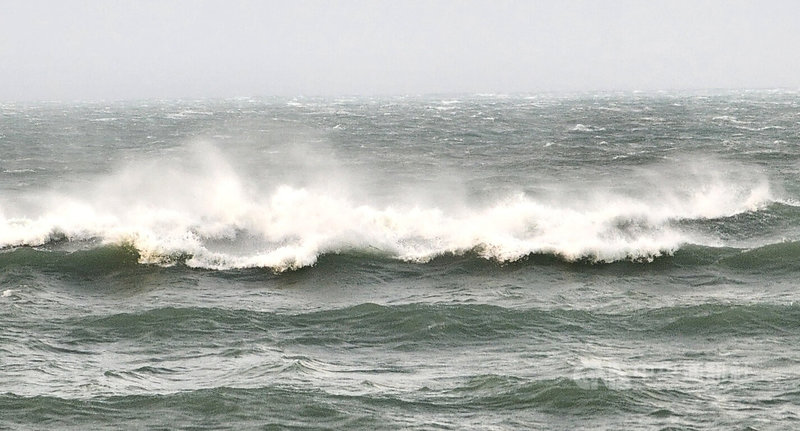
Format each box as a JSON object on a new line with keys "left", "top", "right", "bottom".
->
{"left": 3, "top": 91, "right": 800, "bottom": 429}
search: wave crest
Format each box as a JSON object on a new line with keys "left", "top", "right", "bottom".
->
{"left": 0, "top": 190, "right": 777, "bottom": 271}
{"left": 0, "top": 147, "right": 782, "bottom": 271}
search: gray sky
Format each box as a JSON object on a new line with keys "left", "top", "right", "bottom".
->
{"left": 1, "top": 0, "right": 799, "bottom": 101}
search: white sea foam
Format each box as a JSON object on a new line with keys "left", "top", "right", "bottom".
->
{"left": 571, "top": 124, "right": 606, "bottom": 132}
{"left": 0, "top": 146, "right": 778, "bottom": 271}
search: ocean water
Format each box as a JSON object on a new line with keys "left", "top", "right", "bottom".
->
{"left": 2, "top": 91, "right": 800, "bottom": 429}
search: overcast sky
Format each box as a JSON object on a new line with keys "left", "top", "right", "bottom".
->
{"left": 1, "top": 0, "right": 799, "bottom": 101}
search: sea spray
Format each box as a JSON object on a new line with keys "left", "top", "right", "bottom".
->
{"left": 0, "top": 145, "right": 779, "bottom": 270}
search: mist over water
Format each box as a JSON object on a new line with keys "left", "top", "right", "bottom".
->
{"left": 2, "top": 1, "right": 800, "bottom": 100}
{"left": 0, "top": 138, "right": 781, "bottom": 269}
{"left": 4, "top": 92, "right": 800, "bottom": 429}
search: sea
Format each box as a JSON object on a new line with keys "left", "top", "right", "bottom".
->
{"left": 2, "top": 90, "right": 800, "bottom": 430}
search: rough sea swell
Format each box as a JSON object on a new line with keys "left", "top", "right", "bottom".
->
{"left": 0, "top": 144, "right": 788, "bottom": 271}
{"left": 4, "top": 91, "right": 800, "bottom": 430}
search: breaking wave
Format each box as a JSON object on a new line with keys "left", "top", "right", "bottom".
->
{"left": 0, "top": 145, "right": 783, "bottom": 272}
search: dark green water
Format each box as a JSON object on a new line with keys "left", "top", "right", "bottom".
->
{"left": 2, "top": 91, "right": 800, "bottom": 429}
